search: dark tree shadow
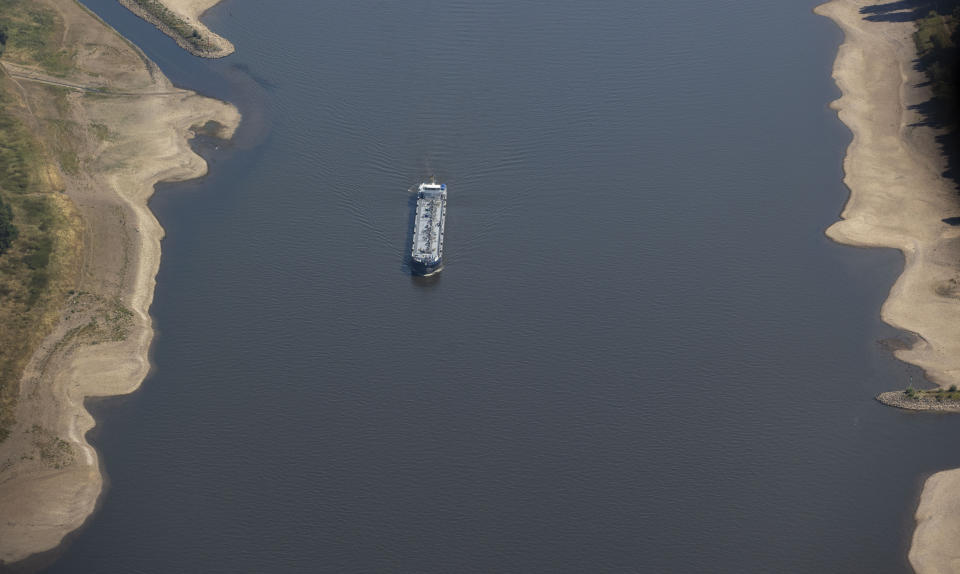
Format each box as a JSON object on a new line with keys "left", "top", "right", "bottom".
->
{"left": 861, "top": 0, "right": 951, "bottom": 21}
{"left": 860, "top": 0, "right": 960, "bottom": 190}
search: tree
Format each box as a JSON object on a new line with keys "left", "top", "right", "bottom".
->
{"left": 0, "top": 196, "right": 17, "bottom": 255}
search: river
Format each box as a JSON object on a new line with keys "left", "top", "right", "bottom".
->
{"left": 45, "top": 0, "right": 960, "bottom": 572}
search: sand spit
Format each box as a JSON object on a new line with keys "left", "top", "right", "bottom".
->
{"left": 118, "top": 0, "right": 234, "bottom": 58}
{"left": 0, "top": 0, "right": 239, "bottom": 565}
{"left": 876, "top": 391, "right": 960, "bottom": 413}
{"left": 815, "top": 1, "right": 960, "bottom": 572}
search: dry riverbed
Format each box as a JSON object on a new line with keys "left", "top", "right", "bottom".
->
{"left": 816, "top": 0, "right": 960, "bottom": 572}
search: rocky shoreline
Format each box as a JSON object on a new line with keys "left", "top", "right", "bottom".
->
{"left": 876, "top": 391, "right": 960, "bottom": 413}
{"left": 118, "top": 0, "right": 234, "bottom": 59}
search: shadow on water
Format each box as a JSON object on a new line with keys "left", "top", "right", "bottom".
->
{"left": 400, "top": 188, "right": 418, "bottom": 276}
{"left": 410, "top": 272, "right": 443, "bottom": 287}
{"left": 860, "top": 0, "right": 960, "bottom": 188}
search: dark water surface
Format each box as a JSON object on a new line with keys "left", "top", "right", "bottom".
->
{"left": 45, "top": 1, "right": 960, "bottom": 572}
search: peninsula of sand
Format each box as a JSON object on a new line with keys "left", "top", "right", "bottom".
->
{"left": 815, "top": 0, "right": 960, "bottom": 572}
{"left": 0, "top": 0, "right": 238, "bottom": 565}
{"left": 118, "top": 0, "right": 234, "bottom": 58}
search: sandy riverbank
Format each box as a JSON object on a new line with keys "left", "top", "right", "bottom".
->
{"left": 0, "top": 0, "right": 239, "bottom": 565}
{"left": 119, "top": 0, "right": 234, "bottom": 58}
{"left": 815, "top": 0, "right": 960, "bottom": 572}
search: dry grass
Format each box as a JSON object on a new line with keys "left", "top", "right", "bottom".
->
{"left": 0, "top": 2, "right": 82, "bottom": 441}
{"left": 0, "top": 0, "right": 74, "bottom": 76}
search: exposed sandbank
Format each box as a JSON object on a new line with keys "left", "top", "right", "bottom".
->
{"left": 876, "top": 390, "right": 960, "bottom": 412}
{"left": 815, "top": 1, "right": 960, "bottom": 572}
{"left": 0, "top": 0, "right": 239, "bottom": 564}
{"left": 118, "top": 0, "right": 234, "bottom": 58}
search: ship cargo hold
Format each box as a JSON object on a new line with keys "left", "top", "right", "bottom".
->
{"left": 410, "top": 182, "right": 447, "bottom": 276}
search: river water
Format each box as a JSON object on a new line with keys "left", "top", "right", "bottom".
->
{"left": 43, "top": 1, "right": 960, "bottom": 572}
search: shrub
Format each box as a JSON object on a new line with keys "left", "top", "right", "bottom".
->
{"left": 0, "top": 195, "right": 17, "bottom": 254}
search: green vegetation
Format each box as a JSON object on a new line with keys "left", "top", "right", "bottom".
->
{"left": 915, "top": 7, "right": 960, "bottom": 121}
{"left": 0, "top": 94, "right": 40, "bottom": 197}
{"left": 0, "top": 77, "right": 77, "bottom": 439}
{"left": 29, "top": 424, "right": 73, "bottom": 469}
{"left": 908, "top": 3, "right": 960, "bottom": 182}
{"left": 0, "top": 1, "right": 83, "bottom": 440}
{"left": 0, "top": 0, "right": 74, "bottom": 76}
{"left": 0, "top": 195, "right": 16, "bottom": 254}
{"left": 89, "top": 122, "right": 111, "bottom": 142}
{"left": 46, "top": 119, "right": 80, "bottom": 174}
{"left": 903, "top": 386, "right": 960, "bottom": 401}
{"left": 126, "top": 0, "right": 216, "bottom": 53}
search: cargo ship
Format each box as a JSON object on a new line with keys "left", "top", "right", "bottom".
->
{"left": 410, "top": 181, "right": 447, "bottom": 276}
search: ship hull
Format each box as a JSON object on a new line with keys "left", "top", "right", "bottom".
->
{"left": 409, "top": 181, "right": 447, "bottom": 276}
{"left": 411, "top": 258, "right": 443, "bottom": 276}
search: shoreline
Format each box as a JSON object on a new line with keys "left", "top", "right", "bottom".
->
{"left": 815, "top": 1, "right": 960, "bottom": 572}
{"left": 0, "top": 0, "right": 239, "bottom": 565}
{"left": 876, "top": 391, "right": 960, "bottom": 413}
{"left": 118, "top": 0, "right": 234, "bottom": 58}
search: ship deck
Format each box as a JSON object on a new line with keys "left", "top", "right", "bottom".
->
{"left": 411, "top": 184, "right": 446, "bottom": 264}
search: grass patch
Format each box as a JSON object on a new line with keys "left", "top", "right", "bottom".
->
{"left": 0, "top": 95, "right": 41, "bottom": 195}
{"left": 30, "top": 424, "right": 74, "bottom": 469}
{"left": 916, "top": 8, "right": 960, "bottom": 106}
{"left": 44, "top": 117, "right": 83, "bottom": 177}
{"left": 0, "top": 67, "right": 80, "bottom": 441}
{"left": 0, "top": 0, "right": 75, "bottom": 76}
{"left": 903, "top": 385, "right": 960, "bottom": 401}
{"left": 910, "top": 5, "right": 960, "bottom": 183}
{"left": 57, "top": 149, "right": 78, "bottom": 175}
{"left": 89, "top": 122, "right": 111, "bottom": 142}
{"left": 0, "top": 193, "right": 16, "bottom": 253}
